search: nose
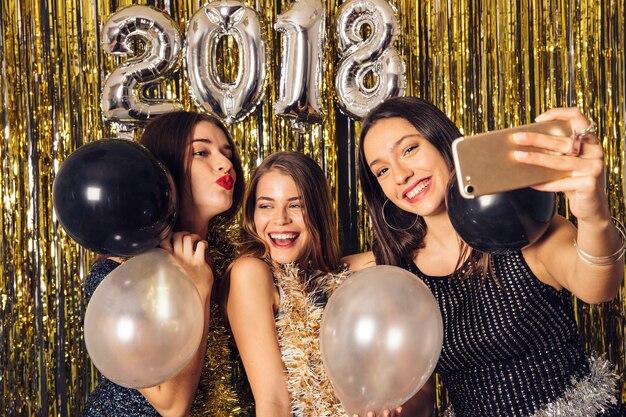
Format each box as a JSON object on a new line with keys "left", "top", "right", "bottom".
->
{"left": 392, "top": 161, "right": 412, "bottom": 185}
{"left": 215, "top": 153, "right": 233, "bottom": 173}
{"left": 272, "top": 206, "right": 291, "bottom": 226}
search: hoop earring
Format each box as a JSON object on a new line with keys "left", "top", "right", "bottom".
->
{"left": 382, "top": 198, "right": 419, "bottom": 231}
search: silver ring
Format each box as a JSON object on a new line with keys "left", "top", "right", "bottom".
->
{"left": 569, "top": 119, "right": 596, "bottom": 156}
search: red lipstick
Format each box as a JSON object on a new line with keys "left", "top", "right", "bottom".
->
{"left": 216, "top": 175, "right": 234, "bottom": 190}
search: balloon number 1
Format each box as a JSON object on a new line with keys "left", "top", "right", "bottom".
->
{"left": 274, "top": 0, "right": 326, "bottom": 131}
{"left": 101, "top": 0, "right": 406, "bottom": 127}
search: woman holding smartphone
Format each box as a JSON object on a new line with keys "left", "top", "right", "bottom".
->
{"left": 346, "top": 96, "right": 625, "bottom": 417}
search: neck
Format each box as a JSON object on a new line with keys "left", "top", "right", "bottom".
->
{"left": 178, "top": 211, "right": 212, "bottom": 238}
{"left": 422, "top": 210, "right": 459, "bottom": 251}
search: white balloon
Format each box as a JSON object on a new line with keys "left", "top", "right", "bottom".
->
{"left": 320, "top": 266, "right": 442, "bottom": 416}
{"left": 185, "top": 0, "right": 267, "bottom": 124}
{"left": 84, "top": 249, "right": 204, "bottom": 389}
{"left": 274, "top": 0, "right": 326, "bottom": 131}
{"left": 335, "top": 0, "right": 406, "bottom": 119}
{"left": 101, "top": 5, "right": 183, "bottom": 122}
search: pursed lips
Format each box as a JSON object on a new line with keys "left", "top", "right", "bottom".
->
{"left": 216, "top": 174, "right": 233, "bottom": 190}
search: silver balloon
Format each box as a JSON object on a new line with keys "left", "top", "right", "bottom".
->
{"left": 185, "top": 0, "right": 267, "bottom": 125}
{"left": 101, "top": 5, "right": 183, "bottom": 122}
{"left": 84, "top": 249, "right": 204, "bottom": 389}
{"left": 335, "top": 0, "right": 406, "bottom": 119}
{"left": 274, "top": 0, "right": 326, "bottom": 131}
{"left": 320, "top": 266, "right": 443, "bottom": 416}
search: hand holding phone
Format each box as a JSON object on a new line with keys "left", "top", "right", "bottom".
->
{"left": 452, "top": 120, "right": 573, "bottom": 198}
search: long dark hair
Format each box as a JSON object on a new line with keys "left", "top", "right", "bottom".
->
{"left": 139, "top": 111, "right": 244, "bottom": 228}
{"left": 358, "top": 96, "right": 489, "bottom": 276}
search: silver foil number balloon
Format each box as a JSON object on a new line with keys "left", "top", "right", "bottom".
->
{"left": 185, "top": 0, "right": 267, "bottom": 125}
{"left": 320, "top": 266, "right": 443, "bottom": 416}
{"left": 101, "top": 5, "right": 183, "bottom": 122}
{"left": 274, "top": 0, "right": 326, "bottom": 131}
{"left": 335, "top": 0, "right": 406, "bottom": 119}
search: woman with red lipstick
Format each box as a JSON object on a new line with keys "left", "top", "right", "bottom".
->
{"left": 83, "top": 111, "right": 252, "bottom": 417}
{"left": 346, "top": 96, "right": 625, "bottom": 417}
{"left": 221, "top": 152, "right": 402, "bottom": 417}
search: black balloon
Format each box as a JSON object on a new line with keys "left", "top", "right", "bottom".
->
{"left": 52, "top": 139, "right": 177, "bottom": 256}
{"left": 446, "top": 180, "right": 555, "bottom": 254}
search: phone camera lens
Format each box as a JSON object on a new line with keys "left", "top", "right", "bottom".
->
{"left": 465, "top": 185, "right": 474, "bottom": 194}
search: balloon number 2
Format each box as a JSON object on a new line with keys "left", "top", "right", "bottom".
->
{"left": 101, "top": 0, "right": 406, "bottom": 128}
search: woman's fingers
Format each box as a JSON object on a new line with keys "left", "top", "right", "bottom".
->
{"left": 513, "top": 132, "right": 602, "bottom": 158}
{"left": 170, "top": 232, "right": 206, "bottom": 261}
{"left": 352, "top": 409, "right": 399, "bottom": 417}
{"left": 159, "top": 236, "right": 173, "bottom": 253}
{"left": 193, "top": 240, "right": 208, "bottom": 263}
{"left": 536, "top": 107, "right": 595, "bottom": 134}
{"left": 513, "top": 148, "right": 604, "bottom": 178}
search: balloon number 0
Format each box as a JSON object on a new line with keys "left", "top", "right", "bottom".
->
{"left": 101, "top": 0, "right": 406, "bottom": 127}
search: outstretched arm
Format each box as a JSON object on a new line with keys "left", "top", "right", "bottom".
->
{"left": 515, "top": 108, "right": 624, "bottom": 303}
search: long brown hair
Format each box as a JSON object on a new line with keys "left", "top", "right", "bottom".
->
{"left": 238, "top": 151, "right": 341, "bottom": 272}
{"left": 358, "top": 96, "right": 490, "bottom": 278}
{"left": 140, "top": 111, "right": 244, "bottom": 229}
{"left": 220, "top": 151, "right": 342, "bottom": 325}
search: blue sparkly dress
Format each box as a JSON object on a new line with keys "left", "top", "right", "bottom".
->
{"left": 405, "top": 251, "right": 624, "bottom": 417}
{"left": 82, "top": 258, "right": 160, "bottom": 417}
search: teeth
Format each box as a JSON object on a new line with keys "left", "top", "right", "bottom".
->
{"left": 269, "top": 233, "right": 297, "bottom": 240}
{"left": 406, "top": 179, "right": 430, "bottom": 199}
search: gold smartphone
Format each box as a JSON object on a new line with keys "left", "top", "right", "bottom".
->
{"left": 452, "top": 120, "right": 572, "bottom": 199}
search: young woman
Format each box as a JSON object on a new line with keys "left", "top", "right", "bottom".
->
{"left": 223, "top": 151, "right": 403, "bottom": 417}
{"left": 83, "top": 111, "right": 247, "bottom": 417}
{"left": 346, "top": 96, "right": 625, "bottom": 417}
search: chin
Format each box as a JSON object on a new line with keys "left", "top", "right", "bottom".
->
{"left": 272, "top": 255, "right": 297, "bottom": 264}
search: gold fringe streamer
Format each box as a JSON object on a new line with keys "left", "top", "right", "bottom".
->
{"left": 273, "top": 264, "right": 349, "bottom": 416}
{"left": 190, "top": 304, "right": 254, "bottom": 417}
{"left": 1, "top": 0, "right": 624, "bottom": 415}
{"left": 189, "top": 221, "right": 255, "bottom": 417}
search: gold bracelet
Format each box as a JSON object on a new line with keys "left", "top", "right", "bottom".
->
{"left": 573, "top": 216, "right": 626, "bottom": 266}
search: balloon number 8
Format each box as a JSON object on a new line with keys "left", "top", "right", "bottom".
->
{"left": 101, "top": 0, "right": 406, "bottom": 127}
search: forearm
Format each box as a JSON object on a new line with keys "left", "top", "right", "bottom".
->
{"left": 572, "top": 216, "right": 624, "bottom": 303}
{"left": 255, "top": 399, "right": 293, "bottom": 417}
{"left": 140, "top": 290, "right": 212, "bottom": 417}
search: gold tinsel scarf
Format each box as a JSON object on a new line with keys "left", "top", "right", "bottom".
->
{"left": 273, "top": 263, "right": 350, "bottom": 417}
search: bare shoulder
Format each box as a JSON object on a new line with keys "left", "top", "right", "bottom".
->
{"left": 227, "top": 256, "right": 278, "bottom": 322}
{"left": 231, "top": 255, "right": 271, "bottom": 273}
{"left": 229, "top": 256, "right": 275, "bottom": 292}
{"left": 342, "top": 251, "right": 376, "bottom": 272}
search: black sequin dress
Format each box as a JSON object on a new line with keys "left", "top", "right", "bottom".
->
{"left": 406, "top": 251, "right": 624, "bottom": 417}
{"left": 82, "top": 258, "right": 160, "bottom": 417}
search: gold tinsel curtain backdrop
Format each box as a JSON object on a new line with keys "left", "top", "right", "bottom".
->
{"left": 0, "top": 0, "right": 624, "bottom": 415}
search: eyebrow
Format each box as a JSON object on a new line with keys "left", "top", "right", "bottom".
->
{"left": 368, "top": 134, "right": 421, "bottom": 168}
{"left": 256, "top": 196, "right": 302, "bottom": 202}
{"left": 192, "top": 138, "right": 233, "bottom": 152}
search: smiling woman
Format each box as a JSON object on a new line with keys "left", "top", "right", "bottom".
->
{"left": 220, "top": 151, "right": 344, "bottom": 417}
{"left": 347, "top": 96, "right": 626, "bottom": 417}
{"left": 220, "top": 152, "right": 400, "bottom": 417}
